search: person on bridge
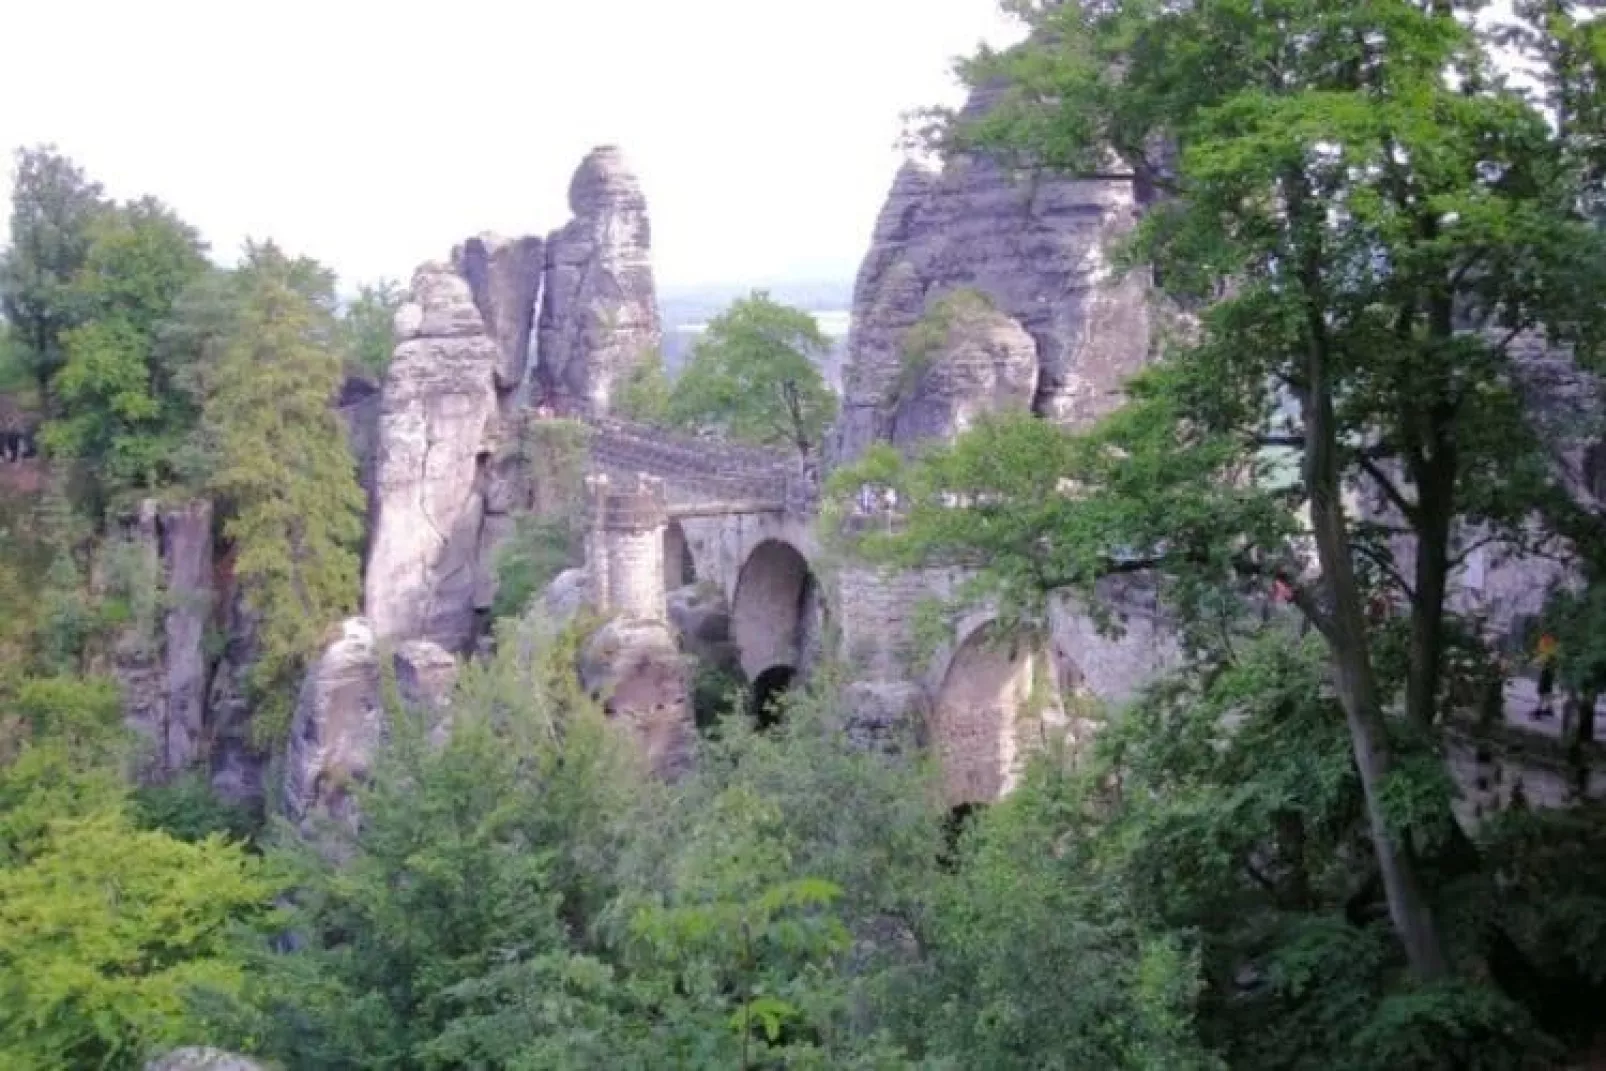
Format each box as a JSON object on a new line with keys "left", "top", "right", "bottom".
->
{"left": 1535, "top": 631, "right": 1559, "bottom": 720}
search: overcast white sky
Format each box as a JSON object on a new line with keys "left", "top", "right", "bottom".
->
{"left": 0, "top": 0, "right": 1021, "bottom": 290}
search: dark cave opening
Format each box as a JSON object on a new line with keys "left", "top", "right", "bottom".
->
{"left": 750, "top": 664, "right": 797, "bottom": 730}
{"left": 940, "top": 801, "right": 987, "bottom": 871}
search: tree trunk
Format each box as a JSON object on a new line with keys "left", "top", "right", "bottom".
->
{"left": 1407, "top": 451, "right": 1456, "bottom": 730}
{"left": 1298, "top": 258, "right": 1450, "bottom": 979}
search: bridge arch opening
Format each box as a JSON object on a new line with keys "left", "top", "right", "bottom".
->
{"left": 750, "top": 665, "right": 796, "bottom": 729}
{"left": 931, "top": 623, "right": 1045, "bottom": 807}
{"left": 731, "top": 539, "right": 821, "bottom": 716}
{"left": 663, "top": 520, "right": 696, "bottom": 587}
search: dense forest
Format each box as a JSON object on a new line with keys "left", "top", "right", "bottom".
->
{"left": 4, "top": 1, "right": 1606, "bottom": 1068}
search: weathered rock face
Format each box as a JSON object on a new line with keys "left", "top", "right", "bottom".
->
{"left": 536, "top": 146, "right": 660, "bottom": 415}
{"left": 284, "top": 618, "right": 382, "bottom": 831}
{"left": 206, "top": 581, "right": 262, "bottom": 804}
{"left": 888, "top": 291, "right": 1039, "bottom": 453}
{"left": 832, "top": 132, "right": 1150, "bottom": 464}
{"left": 453, "top": 232, "right": 545, "bottom": 395}
{"left": 531, "top": 566, "right": 593, "bottom": 630}
{"left": 111, "top": 499, "right": 214, "bottom": 781}
{"left": 284, "top": 618, "right": 459, "bottom": 833}
{"left": 364, "top": 263, "right": 502, "bottom": 650}
{"left": 159, "top": 500, "right": 212, "bottom": 772}
{"left": 579, "top": 616, "right": 693, "bottom": 779}
{"left": 666, "top": 582, "right": 738, "bottom": 673}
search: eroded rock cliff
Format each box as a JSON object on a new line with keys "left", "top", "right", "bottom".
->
{"left": 110, "top": 499, "right": 213, "bottom": 781}
{"left": 364, "top": 262, "right": 503, "bottom": 650}
{"left": 536, "top": 146, "right": 660, "bottom": 415}
{"left": 833, "top": 137, "right": 1151, "bottom": 463}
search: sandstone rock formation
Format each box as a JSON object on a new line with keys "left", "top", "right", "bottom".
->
{"left": 453, "top": 232, "right": 545, "bottom": 396}
{"left": 832, "top": 132, "right": 1150, "bottom": 464}
{"left": 284, "top": 618, "right": 383, "bottom": 831}
{"left": 888, "top": 289, "right": 1039, "bottom": 453}
{"left": 206, "top": 583, "right": 262, "bottom": 803}
{"left": 666, "top": 582, "right": 738, "bottom": 674}
{"left": 283, "top": 617, "right": 459, "bottom": 832}
{"left": 364, "top": 262, "right": 503, "bottom": 650}
{"left": 111, "top": 498, "right": 213, "bottom": 780}
{"left": 579, "top": 616, "right": 693, "bottom": 778}
{"left": 536, "top": 147, "right": 660, "bottom": 414}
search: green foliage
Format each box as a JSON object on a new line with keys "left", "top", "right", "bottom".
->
{"left": 491, "top": 417, "right": 593, "bottom": 619}
{"left": 338, "top": 279, "right": 401, "bottom": 380}
{"left": 0, "top": 674, "right": 277, "bottom": 1070}
{"left": 0, "top": 811, "right": 279, "bottom": 1070}
{"left": 0, "top": 145, "right": 108, "bottom": 396}
{"left": 41, "top": 198, "right": 208, "bottom": 507}
{"left": 614, "top": 346, "right": 672, "bottom": 424}
{"left": 895, "top": 287, "right": 996, "bottom": 403}
{"left": 492, "top": 514, "right": 576, "bottom": 621}
{"left": 667, "top": 291, "right": 838, "bottom": 453}
{"left": 132, "top": 772, "right": 262, "bottom": 846}
{"left": 231, "top": 623, "right": 640, "bottom": 1069}
{"left": 849, "top": 0, "right": 1606, "bottom": 984}
{"left": 199, "top": 243, "right": 365, "bottom": 744}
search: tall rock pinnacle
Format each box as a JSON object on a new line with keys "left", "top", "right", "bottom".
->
{"left": 831, "top": 104, "right": 1153, "bottom": 465}
{"left": 536, "top": 146, "right": 661, "bottom": 415}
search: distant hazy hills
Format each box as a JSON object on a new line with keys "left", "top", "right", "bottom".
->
{"left": 658, "top": 279, "right": 853, "bottom": 387}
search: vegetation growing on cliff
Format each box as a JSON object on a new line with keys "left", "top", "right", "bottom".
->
{"left": 197, "top": 244, "right": 366, "bottom": 743}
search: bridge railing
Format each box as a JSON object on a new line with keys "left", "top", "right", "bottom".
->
{"left": 554, "top": 412, "right": 819, "bottom": 516}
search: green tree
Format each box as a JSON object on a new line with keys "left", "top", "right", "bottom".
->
{"left": 199, "top": 242, "right": 365, "bottom": 743}
{"left": 339, "top": 278, "right": 401, "bottom": 380}
{"left": 667, "top": 293, "right": 838, "bottom": 454}
{"left": 233, "top": 622, "right": 641, "bottom": 1069}
{"left": 614, "top": 346, "right": 672, "bottom": 424}
{"left": 42, "top": 198, "right": 208, "bottom": 507}
{"left": 0, "top": 146, "right": 107, "bottom": 401}
{"left": 0, "top": 675, "right": 277, "bottom": 1070}
{"left": 837, "top": 0, "right": 1606, "bottom": 982}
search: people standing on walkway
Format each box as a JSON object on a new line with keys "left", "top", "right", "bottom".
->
{"left": 1535, "top": 631, "right": 1559, "bottom": 720}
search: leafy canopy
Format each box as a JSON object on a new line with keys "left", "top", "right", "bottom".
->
{"left": 838, "top": 0, "right": 1606, "bottom": 983}
{"left": 666, "top": 292, "right": 838, "bottom": 454}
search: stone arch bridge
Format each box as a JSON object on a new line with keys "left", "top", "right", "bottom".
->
{"left": 569, "top": 415, "right": 1174, "bottom": 801}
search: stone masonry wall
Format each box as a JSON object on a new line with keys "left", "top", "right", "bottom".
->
{"left": 587, "top": 473, "right": 670, "bottom": 621}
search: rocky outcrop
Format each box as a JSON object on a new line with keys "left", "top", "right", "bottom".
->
{"left": 666, "top": 582, "right": 738, "bottom": 673}
{"left": 536, "top": 147, "right": 660, "bottom": 414}
{"left": 207, "top": 582, "right": 262, "bottom": 804}
{"left": 579, "top": 616, "right": 693, "bottom": 778}
{"left": 832, "top": 113, "right": 1151, "bottom": 464}
{"left": 365, "top": 263, "right": 503, "bottom": 650}
{"left": 284, "top": 618, "right": 382, "bottom": 830}
{"left": 111, "top": 499, "right": 213, "bottom": 781}
{"left": 532, "top": 566, "right": 593, "bottom": 630}
{"left": 453, "top": 233, "right": 545, "bottom": 396}
{"left": 888, "top": 289, "right": 1039, "bottom": 453}
{"left": 284, "top": 618, "right": 459, "bottom": 831}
